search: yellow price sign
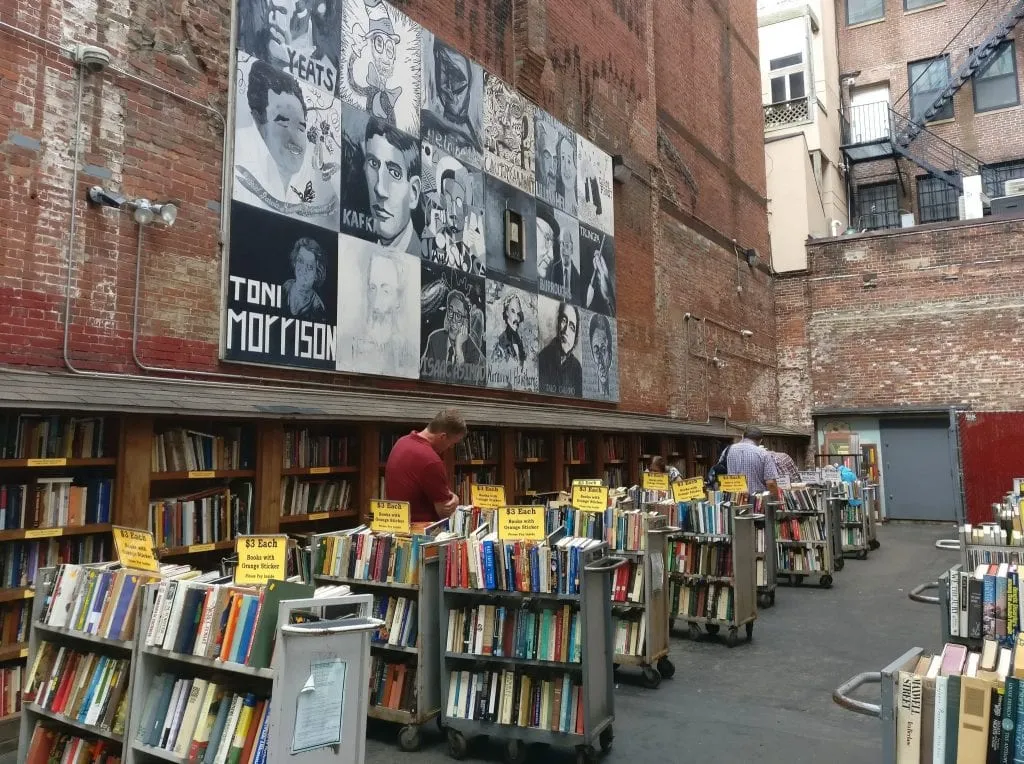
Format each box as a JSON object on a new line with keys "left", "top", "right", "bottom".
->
{"left": 571, "top": 478, "right": 604, "bottom": 488}
{"left": 673, "top": 478, "right": 706, "bottom": 502}
{"left": 719, "top": 474, "right": 749, "bottom": 493}
{"left": 370, "top": 500, "right": 411, "bottom": 534}
{"left": 235, "top": 535, "right": 289, "bottom": 585}
{"left": 471, "top": 484, "right": 507, "bottom": 509}
{"left": 26, "top": 458, "right": 67, "bottom": 467}
{"left": 188, "top": 543, "right": 216, "bottom": 553}
{"left": 308, "top": 466, "right": 332, "bottom": 475}
{"left": 498, "top": 506, "right": 546, "bottom": 541}
{"left": 188, "top": 470, "right": 216, "bottom": 479}
{"left": 307, "top": 512, "right": 329, "bottom": 520}
{"left": 25, "top": 527, "right": 63, "bottom": 539}
{"left": 642, "top": 472, "right": 670, "bottom": 491}
{"left": 571, "top": 483, "right": 609, "bottom": 512}
{"left": 112, "top": 526, "right": 160, "bottom": 572}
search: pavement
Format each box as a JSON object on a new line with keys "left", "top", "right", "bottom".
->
{"left": 1, "top": 521, "right": 954, "bottom": 763}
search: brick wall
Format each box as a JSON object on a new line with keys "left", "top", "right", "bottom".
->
{"left": 0, "top": 0, "right": 774, "bottom": 422}
{"left": 776, "top": 218, "right": 1024, "bottom": 429}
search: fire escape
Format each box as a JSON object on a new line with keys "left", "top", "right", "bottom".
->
{"left": 840, "top": 0, "right": 1024, "bottom": 223}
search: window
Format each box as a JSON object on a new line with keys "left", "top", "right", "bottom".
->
{"left": 769, "top": 53, "right": 807, "bottom": 104}
{"left": 908, "top": 56, "right": 954, "bottom": 122}
{"left": 904, "top": 0, "right": 942, "bottom": 11}
{"left": 855, "top": 182, "right": 900, "bottom": 230}
{"left": 848, "top": 0, "right": 884, "bottom": 25}
{"left": 973, "top": 41, "right": 1019, "bottom": 112}
{"left": 917, "top": 175, "right": 959, "bottom": 222}
{"left": 982, "top": 159, "right": 1024, "bottom": 197}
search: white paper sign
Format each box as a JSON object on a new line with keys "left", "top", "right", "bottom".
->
{"left": 291, "top": 658, "right": 347, "bottom": 754}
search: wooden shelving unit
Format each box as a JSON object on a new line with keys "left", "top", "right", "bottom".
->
{"left": 278, "top": 424, "right": 361, "bottom": 533}
{"left": 510, "top": 429, "right": 553, "bottom": 503}
{"left": 453, "top": 428, "right": 501, "bottom": 504}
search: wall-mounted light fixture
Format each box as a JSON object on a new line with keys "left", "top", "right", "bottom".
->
{"left": 86, "top": 186, "right": 178, "bottom": 227}
{"left": 612, "top": 155, "right": 630, "bottom": 184}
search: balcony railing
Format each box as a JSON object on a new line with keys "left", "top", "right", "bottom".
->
{"left": 841, "top": 102, "right": 892, "bottom": 146}
{"left": 763, "top": 97, "right": 811, "bottom": 130}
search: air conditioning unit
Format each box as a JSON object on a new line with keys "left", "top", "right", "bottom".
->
{"left": 1004, "top": 178, "right": 1024, "bottom": 196}
{"left": 901, "top": 212, "right": 916, "bottom": 228}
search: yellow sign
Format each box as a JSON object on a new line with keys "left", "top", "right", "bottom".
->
{"left": 471, "top": 484, "right": 507, "bottom": 509}
{"left": 235, "top": 535, "right": 289, "bottom": 585}
{"left": 642, "top": 472, "right": 670, "bottom": 491}
{"left": 571, "top": 483, "right": 609, "bottom": 512}
{"left": 188, "top": 543, "right": 216, "bottom": 553}
{"left": 673, "top": 478, "right": 706, "bottom": 502}
{"left": 370, "top": 500, "right": 411, "bottom": 534}
{"left": 572, "top": 478, "right": 604, "bottom": 488}
{"left": 18, "top": 648, "right": 28, "bottom": 658}
{"left": 308, "top": 512, "right": 329, "bottom": 520}
{"left": 26, "top": 458, "right": 67, "bottom": 467}
{"left": 25, "top": 527, "right": 63, "bottom": 539}
{"left": 308, "top": 466, "right": 332, "bottom": 475}
{"left": 188, "top": 470, "right": 216, "bottom": 479}
{"left": 112, "top": 526, "right": 160, "bottom": 572}
{"left": 498, "top": 506, "right": 546, "bottom": 541}
{"left": 719, "top": 474, "right": 749, "bottom": 493}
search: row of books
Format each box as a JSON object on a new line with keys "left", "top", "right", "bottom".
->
{"left": 514, "top": 466, "right": 545, "bottom": 493}
{"left": 314, "top": 529, "right": 424, "bottom": 585}
{"left": 564, "top": 436, "right": 591, "bottom": 463}
{"left": 777, "top": 486, "right": 818, "bottom": 513}
{"left": 445, "top": 669, "right": 585, "bottom": 733}
{"left": 0, "top": 414, "right": 107, "bottom": 460}
{"left": 948, "top": 562, "right": 1024, "bottom": 643}
{"left": 514, "top": 434, "right": 547, "bottom": 460}
{"left": 668, "top": 539, "right": 733, "bottom": 578}
{"left": 42, "top": 565, "right": 153, "bottom": 642}
{"left": 1, "top": 664, "right": 22, "bottom": 718}
{"left": 777, "top": 546, "right": 828, "bottom": 573}
{"left": 151, "top": 427, "right": 252, "bottom": 473}
{"left": 280, "top": 476, "right": 351, "bottom": 516}
{"left": 370, "top": 657, "right": 417, "bottom": 712}
{"left": 456, "top": 468, "right": 498, "bottom": 504}
{"left": 0, "top": 477, "right": 113, "bottom": 530}
{"left": 958, "top": 522, "right": 1023, "bottom": 549}
{"left": 545, "top": 507, "right": 604, "bottom": 541}
{"left": 446, "top": 604, "right": 581, "bottom": 663}
{"left": 676, "top": 501, "right": 734, "bottom": 536}
{"left": 371, "top": 594, "right": 418, "bottom": 649}
{"left": 755, "top": 558, "right": 768, "bottom": 587}
{"left": 775, "top": 516, "right": 826, "bottom": 543}
{"left": 611, "top": 615, "right": 646, "bottom": 657}
{"left": 23, "top": 642, "right": 130, "bottom": 735}
{"left": 455, "top": 432, "right": 497, "bottom": 462}
{"left": 2, "top": 536, "right": 110, "bottom": 589}
{"left": 149, "top": 484, "right": 255, "bottom": 548}
{"left": 137, "top": 675, "right": 270, "bottom": 764}
{"left": 604, "top": 436, "right": 628, "bottom": 461}
{"left": 282, "top": 429, "right": 355, "bottom": 469}
{"left": 842, "top": 527, "right": 866, "bottom": 547}
{"left": 670, "top": 581, "right": 734, "bottom": 622}
{"left": 0, "top": 599, "right": 29, "bottom": 647}
{"left": 894, "top": 638, "right": 1024, "bottom": 763}
{"left": 449, "top": 506, "right": 496, "bottom": 537}
{"left": 443, "top": 536, "right": 602, "bottom": 595}
{"left": 23, "top": 724, "right": 121, "bottom": 764}
{"left": 604, "top": 465, "right": 627, "bottom": 488}
{"left": 611, "top": 561, "right": 643, "bottom": 603}
{"left": 841, "top": 504, "right": 863, "bottom": 523}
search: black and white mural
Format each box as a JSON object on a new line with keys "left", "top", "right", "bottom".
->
{"left": 225, "top": 0, "right": 618, "bottom": 401}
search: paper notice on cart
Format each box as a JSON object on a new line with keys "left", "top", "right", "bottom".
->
{"left": 291, "top": 658, "right": 347, "bottom": 754}
{"left": 650, "top": 552, "right": 665, "bottom": 593}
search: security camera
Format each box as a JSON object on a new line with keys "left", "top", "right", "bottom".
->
{"left": 73, "top": 44, "right": 111, "bottom": 73}
{"left": 86, "top": 186, "right": 126, "bottom": 209}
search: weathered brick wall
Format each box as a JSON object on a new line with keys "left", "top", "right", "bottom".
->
{"left": 0, "top": 0, "right": 774, "bottom": 421}
{"left": 776, "top": 218, "right": 1024, "bottom": 430}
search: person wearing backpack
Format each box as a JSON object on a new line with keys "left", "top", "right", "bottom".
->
{"left": 707, "top": 426, "right": 779, "bottom": 494}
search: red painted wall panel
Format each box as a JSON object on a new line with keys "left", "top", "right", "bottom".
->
{"left": 958, "top": 412, "right": 1024, "bottom": 524}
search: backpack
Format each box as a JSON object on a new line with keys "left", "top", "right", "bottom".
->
{"left": 706, "top": 445, "right": 732, "bottom": 486}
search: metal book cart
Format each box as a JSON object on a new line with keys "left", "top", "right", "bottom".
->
{"left": 862, "top": 483, "right": 882, "bottom": 551}
{"left": 832, "top": 647, "right": 926, "bottom": 764}
{"left": 668, "top": 506, "right": 757, "bottom": 648}
{"left": 755, "top": 502, "right": 777, "bottom": 608}
{"left": 832, "top": 485, "right": 871, "bottom": 560}
{"left": 311, "top": 530, "right": 443, "bottom": 752}
{"left": 437, "top": 533, "right": 620, "bottom": 764}
{"left": 774, "top": 496, "right": 836, "bottom": 589}
{"left": 608, "top": 512, "right": 675, "bottom": 689}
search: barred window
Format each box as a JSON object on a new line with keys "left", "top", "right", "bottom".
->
{"left": 981, "top": 159, "right": 1024, "bottom": 198}
{"left": 917, "top": 175, "right": 959, "bottom": 223}
{"left": 855, "top": 182, "right": 899, "bottom": 230}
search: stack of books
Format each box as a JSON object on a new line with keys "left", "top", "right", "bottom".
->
{"left": 280, "top": 477, "right": 352, "bottom": 516}
{"left": 444, "top": 669, "right": 584, "bottom": 733}
{"left": 22, "top": 723, "right": 121, "bottom": 762}
{"left": 151, "top": 427, "right": 250, "bottom": 472}
{"left": 369, "top": 658, "right": 417, "bottom": 712}
{"left": 42, "top": 564, "right": 156, "bottom": 641}
{"left": 314, "top": 528, "right": 424, "bottom": 585}
{"left": 149, "top": 484, "right": 255, "bottom": 548}
{"left": 948, "top": 562, "right": 1023, "bottom": 644}
{"left": 0, "top": 414, "right": 106, "bottom": 460}
{"left": 371, "top": 595, "right": 418, "bottom": 649}
{"left": 0, "top": 477, "right": 113, "bottom": 530}
{"left": 443, "top": 536, "right": 602, "bottom": 596}
{"left": 445, "top": 604, "right": 581, "bottom": 662}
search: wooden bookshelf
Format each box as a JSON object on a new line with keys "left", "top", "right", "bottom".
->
{"left": 453, "top": 428, "right": 500, "bottom": 504}
{"left": 278, "top": 423, "right": 361, "bottom": 531}
{"left": 509, "top": 429, "right": 553, "bottom": 501}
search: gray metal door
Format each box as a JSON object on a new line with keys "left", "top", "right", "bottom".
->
{"left": 879, "top": 418, "right": 957, "bottom": 521}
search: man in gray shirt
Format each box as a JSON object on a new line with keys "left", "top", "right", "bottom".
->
{"left": 725, "top": 426, "right": 780, "bottom": 494}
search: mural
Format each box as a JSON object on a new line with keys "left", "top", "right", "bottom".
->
{"left": 225, "top": 0, "right": 618, "bottom": 401}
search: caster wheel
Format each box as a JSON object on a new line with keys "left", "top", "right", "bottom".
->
{"left": 858, "top": 550, "right": 868, "bottom": 560}
{"left": 835, "top": 558, "right": 845, "bottom": 571}
{"left": 447, "top": 729, "right": 468, "bottom": 760}
{"left": 726, "top": 628, "right": 740, "bottom": 648}
{"left": 576, "top": 745, "right": 598, "bottom": 764}
{"left": 398, "top": 725, "right": 422, "bottom": 752}
{"left": 745, "top": 622, "right": 754, "bottom": 640}
{"left": 657, "top": 657, "right": 676, "bottom": 679}
{"left": 819, "top": 574, "right": 834, "bottom": 588}
{"left": 869, "top": 539, "right": 881, "bottom": 550}
{"left": 705, "top": 624, "right": 720, "bottom": 635}
{"left": 504, "top": 739, "right": 526, "bottom": 764}
{"left": 641, "top": 666, "right": 662, "bottom": 689}
{"left": 758, "top": 593, "right": 772, "bottom": 609}
{"left": 687, "top": 622, "right": 701, "bottom": 640}
{"left": 599, "top": 725, "right": 614, "bottom": 753}
{"left": 613, "top": 662, "right": 620, "bottom": 672}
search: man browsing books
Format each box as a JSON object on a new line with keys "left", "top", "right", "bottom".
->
{"left": 722, "top": 426, "right": 779, "bottom": 494}
{"left": 384, "top": 408, "right": 466, "bottom": 523}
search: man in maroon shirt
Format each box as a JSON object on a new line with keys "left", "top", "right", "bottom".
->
{"left": 384, "top": 408, "right": 466, "bottom": 523}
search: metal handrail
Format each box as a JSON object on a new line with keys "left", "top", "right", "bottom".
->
{"left": 908, "top": 581, "right": 940, "bottom": 605}
{"left": 832, "top": 671, "right": 882, "bottom": 718}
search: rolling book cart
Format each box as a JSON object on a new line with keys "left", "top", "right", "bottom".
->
{"left": 754, "top": 501, "right": 777, "bottom": 608}
{"left": 862, "top": 483, "right": 881, "bottom": 551}
{"left": 775, "top": 493, "right": 836, "bottom": 589}
{"left": 667, "top": 502, "right": 757, "bottom": 648}
{"left": 832, "top": 482, "right": 871, "bottom": 560}
{"left": 437, "top": 531, "right": 620, "bottom": 764}
{"left": 311, "top": 528, "right": 443, "bottom": 752}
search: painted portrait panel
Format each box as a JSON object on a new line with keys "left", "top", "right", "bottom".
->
{"left": 482, "top": 73, "right": 536, "bottom": 195}
{"left": 581, "top": 309, "right": 619, "bottom": 402}
{"left": 419, "top": 141, "right": 485, "bottom": 274}
{"left": 579, "top": 221, "right": 616, "bottom": 317}
{"left": 535, "top": 203, "right": 581, "bottom": 305}
{"left": 421, "top": 30, "right": 483, "bottom": 167}
{"left": 485, "top": 281, "right": 539, "bottom": 393}
{"left": 535, "top": 110, "right": 577, "bottom": 216}
{"left": 576, "top": 135, "right": 615, "bottom": 236}
{"left": 419, "top": 263, "right": 487, "bottom": 387}
{"left": 536, "top": 295, "right": 582, "bottom": 399}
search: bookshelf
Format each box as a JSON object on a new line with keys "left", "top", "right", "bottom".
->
{"left": 830, "top": 480, "right": 871, "bottom": 560}
{"left": 511, "top": 430, "right": 553, "bottom": 504}
{"left": 437, "top": 533, "right": 617, "bottom": 763}
{"left": 776, "top": 486, "right": 836, "bottom": 588}
{"left": 752, "top": 497, "right": 777, "bottom": 608}
{"left": 453, "top": 428, "right": 501, "bottom": 505}
{"left": 599, "top": 434, "right": 630, "bottom": 489}
{"left": 562, "top": 433, "right": 595, "bottom": 489}
{"left": 376, "top": 423, "right": 419, "bottom": 505}
{"left": 278, "top": 424, "right": 360, "bottom": 530}
{"left": 666, "top": 501, "right": 757, "bottom": 647}
{"left": 312, "top": 528, "right": 441, "bottom": 751}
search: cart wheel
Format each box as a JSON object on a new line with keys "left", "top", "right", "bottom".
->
{"left": 599, "top": 725, "right": 614, "bottom": 753}
{"left": 758, "top": 592, "right": 772, "bottom": 609}
{"left": 857, "top": 550, "right": 868, "bottom": 560}
{"left": 641, "top": 666, "right": 662, "bottom": 689}
{"left": 613, "top": 662, "right": 620, "bottom": 672}
{"left": 503, "top": 739, "right": 526, "bottom": 764}
{"left": 791, "top": 575, "right": 804, "bottom": 586}
{"left": 770, "top": 592, "right": 776, "bottom": 605}
{"left": 687, "top": 622, "right": 701, "bottom": 640}
{"left": 576, "top": 745, "right": 598, "bottom": 764}
{"left": 398, "top": 725, "right": 422, "bottom": 752}
{"left": 657, "top": 657, "right": 676, "bottom": 679}
{"left": 726, "top": 628, "right": 740, "bottom": 648}
{"left": 835, "top": 557, "right": 845, "bottom": 571}
{"left": 869, "top": 539, "right": 881, "bottom": 550}
{"left": 705, "top": 624, "right": 720, "bottom": 635}
{"left": 819, "top": 574, "right": 834, "bottom": 589}
{"left": 446, "top": 729, "right": 468, "bottom": 760}
{"left": 745, "top": 622, "right": 754, "bottom": 640}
